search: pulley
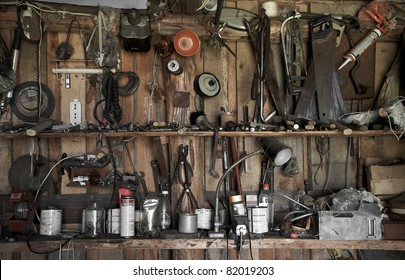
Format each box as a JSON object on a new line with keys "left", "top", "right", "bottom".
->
{"left": 193, "top": 72, "right": 221, "bottom": 98}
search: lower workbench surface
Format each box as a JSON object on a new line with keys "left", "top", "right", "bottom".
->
{"left": 2, "top": 234, "right": 405, "bottom": 254}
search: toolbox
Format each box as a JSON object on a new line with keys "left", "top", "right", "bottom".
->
{"left": 319, "top": 203, "right": 382, "bottom": 240}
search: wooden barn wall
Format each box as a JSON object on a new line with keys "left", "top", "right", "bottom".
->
{"left": 0, "top": 0, "right": 404, "bottom": 260}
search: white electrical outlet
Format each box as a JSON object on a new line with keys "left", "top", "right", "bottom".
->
{"left": 70, "top": 99, "right": 81, "bottom": 125}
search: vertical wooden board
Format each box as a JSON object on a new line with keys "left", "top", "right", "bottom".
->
{"left": 236, "top": 36, "right": 260, "bottom": 190}
{"left": 306, "top": 137, "right": 358, "bottom": 192}
{"left": 236, "top": 1, "right": 259, "bottom": 13}
{"left": 275, "top": 248, "right": 307, "bottom": 260}
{"left": 201, "top": 46, "right": 229, "bottom": 124}
{"left": 225, "top": 41, "right": 238, "bottom": 129}
{"left": 201, "top": 46, "right": 230, "bottom": 192}
{"left": 16, "top": 40, "right": 38, "bottom": 82}
{"left": 361, "top": 136, "right": 405, "bottom": 159}
{"left": 20, "top": 251, "right": 47, "bottom": 260}
{"left": 0, "top": 253, "right": 13, "bottom": 260}
{"left": 205, "top": 249, "right": 228, "bottom": 260}
{"left": 173, "top": 249, "right": 205, "bottom": 260}
{"left": 85, "top": 249, "right": 100, "bottom": 260}
{"left": 310, "top": 249, "right": 333, "bottom": 260}
{"left": 259, "top": 248, "right": 276, "bottom": 260}
{"left": 11, "top": 137, "right": 33, "bottom": 156}
{"left": 134, "top": 136, "right": 156, "bottom": 192}
{"left": 45, "top": 31, "right": 62, "bottom": 121}
{"left": 98, "top": 249, "right": 123, "bottom": 260}
{"left": 365, "top": 41, "right": 400, "bottom": 110}
{"left": 54, "top": 33, "right": 87, "bottom": 195}
{"left": 0, "top": 139, "right": 12, "bottom": 194}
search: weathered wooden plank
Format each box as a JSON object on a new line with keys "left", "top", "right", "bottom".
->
{"left": 0, "top": 138, "right": 12, "bottom": 194}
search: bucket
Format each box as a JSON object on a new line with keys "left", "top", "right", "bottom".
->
{"left": 40, "top": 209, "right": 62, "bottom": 236}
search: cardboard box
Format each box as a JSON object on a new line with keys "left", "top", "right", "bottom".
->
{"left": 368, "top": 165, "right": 405, "bottom": 196}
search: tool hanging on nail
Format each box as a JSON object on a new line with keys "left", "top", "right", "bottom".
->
{"left": 338, "top": 1, "right": 395, "bottom": 70}
{"left": 170, "top": 144, "right": 199, "bottom": 214}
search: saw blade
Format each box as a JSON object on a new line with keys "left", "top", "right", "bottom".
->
{"left": 8, "top": 154, "right": 52, "bottom": 191}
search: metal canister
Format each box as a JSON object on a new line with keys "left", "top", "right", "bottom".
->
{"left": 248, "top": 207, "right": 269, "bottom": 234}
{"left": 40, "top": 209, "right": 62, "bottom": 236}
{"left": 107, "top": 208, "right": 120, "bottom": 234}
{"left": 229, "top": 195, "right": 247, "bottom": 216}
{"left": 178, "top": 213, "right": 197, "bottom": 233}
{"left": 195, "top": 208, "right": 213, "bottom": 230}
{"left": 119, "top": 189, "right": 135, "bottom": 238}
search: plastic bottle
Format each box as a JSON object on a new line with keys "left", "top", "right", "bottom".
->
{"left": 258, "top": 183, "right": 274, "bottom": 228}
{"left": 158, "top": 190, "right": 172, "bottom": 230}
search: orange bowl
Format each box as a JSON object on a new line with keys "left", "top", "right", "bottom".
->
{"left": 173, "top": 29, "right": 200, "bottom": 57}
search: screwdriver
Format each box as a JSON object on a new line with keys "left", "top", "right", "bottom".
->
{"left": 338, "top": 26, "right": 382, "bottom": 70}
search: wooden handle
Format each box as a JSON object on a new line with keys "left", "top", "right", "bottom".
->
{"left": 26, "top": 120, "right": 53, "bottom": 136}
{"left": 330, "top": 121, "right": 352, "bottom": 135}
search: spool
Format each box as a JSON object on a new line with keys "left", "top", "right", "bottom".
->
{"left": 167, "top": 59, "right": 183, "bottom": 75}
{"left": 40, "top": 209, "right": 62, "bottom": 236}
{"left": 178, "top": 213, "right": 198, "bottom": 233}
{"left": 262, "top": 1, "right": 278, "bottom": 17}
{"left": 195, "top": 208, "right": 213, "bottom": 230}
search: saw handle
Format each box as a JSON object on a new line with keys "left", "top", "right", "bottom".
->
{"left": 310, "top": 15, "right": 333, "bottom": 41}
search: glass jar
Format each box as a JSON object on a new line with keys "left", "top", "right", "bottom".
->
{"left": 83, "top": 203, "right": 105, "bottom": 237}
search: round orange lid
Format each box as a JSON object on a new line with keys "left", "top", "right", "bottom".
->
{"left": 173, "top": 29, "right": 200, "bottom": 57}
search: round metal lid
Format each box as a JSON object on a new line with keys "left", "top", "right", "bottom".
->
{"left": 194, "top": 72, "right": 220, "bottom": 98}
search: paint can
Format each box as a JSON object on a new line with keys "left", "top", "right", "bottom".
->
{"left": 195, "top": 208, "right": 213, "bottom": 230}
{"left": 107, "top": 208, "right": 120, "bottom": 234}
{"left": 39, "top": 209, "right": 62, "bottom": 236}
{"left": 178, "top": 213, "right": 197, "bottom": 233}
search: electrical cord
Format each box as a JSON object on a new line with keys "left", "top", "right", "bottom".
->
{"left": 102, "top": 72, "right": 122, "bottom": 124}
{"left": 26, "top": 231, "right": 82, "bottom": 255}
{"left": 313, "top": 137, "right": 330, "bottom": 192}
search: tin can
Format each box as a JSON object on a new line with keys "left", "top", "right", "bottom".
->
{"left": 107, "top": 208, "right": 120, "bottom": 234}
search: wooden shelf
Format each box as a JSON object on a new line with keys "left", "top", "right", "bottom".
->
{"left": 2, "top": 236, "right": 405, "bottom": 254}
{"left": 0, "top": 130, "right": 402, "bottom": 139}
